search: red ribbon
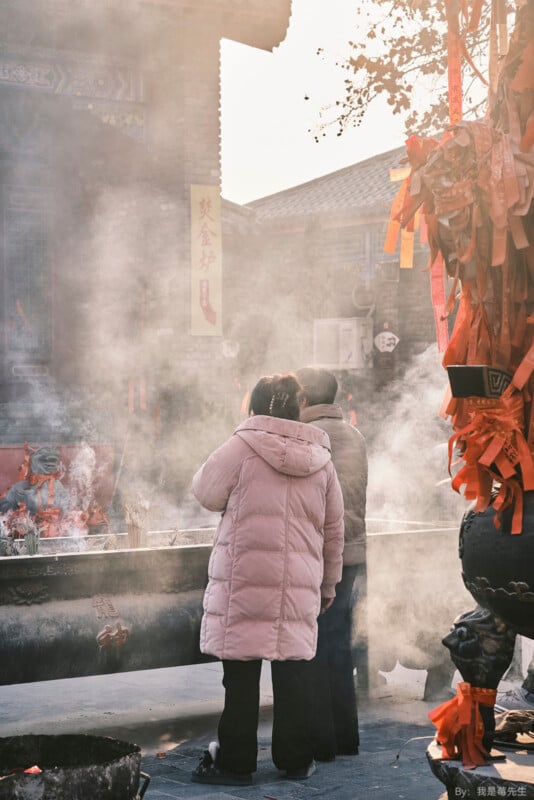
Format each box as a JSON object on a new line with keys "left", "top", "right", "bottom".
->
{"left": 429, "top": 682, "right": 497, "bottom": 769}
{"left": 446, "top": 0, "right": 463, "bottom": 125}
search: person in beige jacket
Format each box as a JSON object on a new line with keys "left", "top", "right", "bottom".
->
{"left": 297, "top": 366, "right": 368, "bottom": 762}
{"left": 190, "top": 373, "right": 344, "bottom": 786}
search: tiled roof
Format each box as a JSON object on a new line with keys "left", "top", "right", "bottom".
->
{"left": 248, "top": 146, "right": 407, "bottom": 222}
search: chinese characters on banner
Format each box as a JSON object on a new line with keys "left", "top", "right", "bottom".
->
{"left": 190, "top": 185, "right": 222, "bottom": 336}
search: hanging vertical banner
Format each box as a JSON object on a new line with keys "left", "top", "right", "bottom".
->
{"left": 190, "top": 184, "right": 222, "bottom": 336}
{"left": 446, "top": 0, "right": 463, "bottom": 125}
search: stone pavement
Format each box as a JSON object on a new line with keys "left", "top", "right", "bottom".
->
{"left": 0, "top": 661, "right": 452, "bottom": 800}
{"left": 141, "top": 697, "right": 445, "bottom": 800}
{"left": 3, "top": 661, "right": 534, "bottom": 799}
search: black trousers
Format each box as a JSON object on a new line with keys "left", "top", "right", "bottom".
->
{"left": 309, "top": 563, "right": 361, "bottom": 758}
{"left": 217, "top": 658, "right": 313, "bottom": 774}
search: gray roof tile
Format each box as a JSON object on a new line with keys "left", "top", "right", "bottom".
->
{"left": 248, "top": 145, "right": 407, "bottom": 221}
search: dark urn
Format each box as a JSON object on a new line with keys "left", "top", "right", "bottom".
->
{"left": 460, "top": 492, "right": 534, "bottom": 639}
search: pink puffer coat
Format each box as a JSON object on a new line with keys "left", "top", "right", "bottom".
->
{"left": 191, "top": 415, "right": 344, "bottom": 661}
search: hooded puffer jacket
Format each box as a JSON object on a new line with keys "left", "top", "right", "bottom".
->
{"left": 191, "top": 415, "right": 344, "bottom": 661}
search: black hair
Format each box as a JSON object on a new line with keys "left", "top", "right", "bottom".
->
{"left": 296, "top": 367, "right": 338, "bottom": 406}
{"left": 249, "top": 373, "right": 302, "bottom": 421}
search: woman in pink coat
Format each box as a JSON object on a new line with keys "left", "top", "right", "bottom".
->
{"left": 191, "top": 373, "right": 344, "bottom": 786}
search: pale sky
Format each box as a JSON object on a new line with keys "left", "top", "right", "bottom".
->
{"left": 220, "top": 0, "right": 408, "bottom": 205}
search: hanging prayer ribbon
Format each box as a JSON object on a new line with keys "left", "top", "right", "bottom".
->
{"left": 446, "top": 0, "right": 463, "bottom": 125}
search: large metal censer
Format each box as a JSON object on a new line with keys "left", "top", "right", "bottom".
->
{"left": 0, "top": 541, "right": 212, "bottom": 685}
{"left": 0, "top": 734, "right": 150, "bottom": 799}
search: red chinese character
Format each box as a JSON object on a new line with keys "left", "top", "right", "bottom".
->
{"left": 199, "top": 197, "right": 215, "bottom": 221}
{"left": 198, "top": 221, "right": 217, "bottom": 247}
{"left": 199, "top": 249, "right": 217, "bottom": 271}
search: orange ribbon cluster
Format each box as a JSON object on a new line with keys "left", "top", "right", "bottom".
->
{"left": 385, "top": 122, "right": 534, "bottom": 526}
{"left": 384, "top": 0, "right": 491, "bottom": 273}
{"left": 35, "top": 507, "right": 62, "bottom": 538}
{"left": 447, "top": 389, "right": 534, "bottom": 532}
{"left": 27, "top": 472, "right": 61, "bottom": 537}
{"left": 444, "top": 342, "right": 534, "bottom": 532}
{"left": 383, "top": 0, "right": 534, "bottom": 528}
{"left": 429, "top": 682, "right": 497, "bottom": 769}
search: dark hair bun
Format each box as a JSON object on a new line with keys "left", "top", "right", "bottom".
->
{"left": 272, "top": 374, "right": 301, "bottom": 397}
{"left": 269, "top": 373, "right": 302, "bottom": 420}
